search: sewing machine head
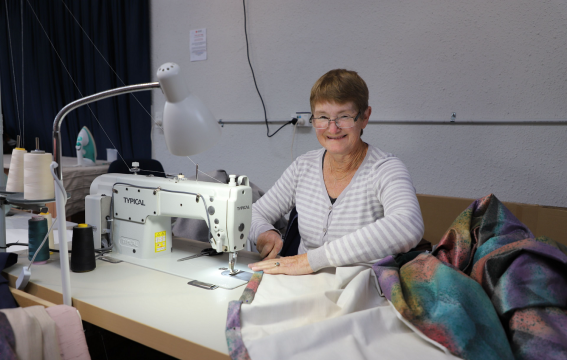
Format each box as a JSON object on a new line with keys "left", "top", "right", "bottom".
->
{"left": 85, "top": 172, "right": 252, "bottom": 274}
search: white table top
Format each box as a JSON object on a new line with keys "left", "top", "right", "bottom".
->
{"left": 4, "top": 237, "right": 260, "bottom": 359}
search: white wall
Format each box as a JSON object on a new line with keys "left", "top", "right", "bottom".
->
{"left": 150, "top": 0, "right": 567, "bottom": 207}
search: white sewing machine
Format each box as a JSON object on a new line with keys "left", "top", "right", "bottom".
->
{"left": 85, "top": 169, "right": 253, "bottom": 283}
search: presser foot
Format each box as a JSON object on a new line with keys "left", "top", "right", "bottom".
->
{"left": 221, "top": 269, "right": 252, "bottom": 281}
{"left": 221, "top": 251, "right": 252, "bottom": 281}
{"left": 228, "top": 251, "right": 238, "bottom": 274}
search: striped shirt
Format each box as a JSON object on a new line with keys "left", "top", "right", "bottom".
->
{"left": 249, "top": 145, "right": 424, "bottom": 272}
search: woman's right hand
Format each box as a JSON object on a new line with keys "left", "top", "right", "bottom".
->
{"left": 256, "top": 230, "right": 283, "bottom": 259}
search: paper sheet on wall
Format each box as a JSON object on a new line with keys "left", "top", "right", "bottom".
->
{"left": 190, "top": 28, "right": 207, "bottom": 61}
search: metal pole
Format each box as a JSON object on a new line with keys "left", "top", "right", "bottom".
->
{"left": 50, "top": 81, "right": 161, "bottom": 305}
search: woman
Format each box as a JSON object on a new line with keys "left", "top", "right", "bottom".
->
{"left": 248, "top": 69, "right": 424, "bottom": 275}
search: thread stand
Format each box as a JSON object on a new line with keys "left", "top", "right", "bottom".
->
{"left": 0, "top": 192, "right": 71, "bottom": 253}
{"left": 0, "top": 187, "right": 19, "bottom": 195}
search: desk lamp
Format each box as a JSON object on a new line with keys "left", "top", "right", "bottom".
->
{"left": 49, "top": 63, "right": 221, "bottom": 305}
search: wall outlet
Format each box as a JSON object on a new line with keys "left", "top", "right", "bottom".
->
{"left": 154, "top": 111, "right": 163, "bottom": 127}
{"left": 292, "top": 112, "right": 311, "bottom": 127}
{"left": 154, "top": 111, "right": 164, "bottom": 134}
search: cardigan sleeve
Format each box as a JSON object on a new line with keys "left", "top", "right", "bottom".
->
{"left": 307, "top": 158, "right": 424, "bottom": 271}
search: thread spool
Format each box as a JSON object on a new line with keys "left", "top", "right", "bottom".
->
{"left": 71, "top": 224, "right": 96, "bottom": 272}
{"left": 39, "top": 212, "right": 55, "bottom": 250}
{"left": 23, "top": 152, "right": 55, "bottom": 200}
{"left": 28, "top": 216, "right": 50, "bottom": 264}
{"left": 6, "top": 148, "right": 27, "bottom": 192}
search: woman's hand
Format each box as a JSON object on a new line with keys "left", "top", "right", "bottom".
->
{"left": 256, "top": 230, "right": 283, "bottom": 259}
{"left": 248, "top": 253, "right": 313, "bottom": 275}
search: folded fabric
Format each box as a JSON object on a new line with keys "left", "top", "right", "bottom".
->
{"left": 373, "top": 253, "right": 513, "bottom": 359}
{"left": 227, "top": 266, "right": 462, "bottom": 360}
{"left": 24, "top": 306, "right": 62, "bottom": 360}
{"left": 0, "top": 305, "right": 64, "bottom": 360}
{"left": 0, "top": 307, "right": 43, "bottom": 360}
{"left": 0, "top": 312, "right": 17, "bottom": 360}
{"left": 373, "top": 194, "right": 567, "bottom": 360}
{"left": 45, "top": 305, "right": 91, "bottom": 360}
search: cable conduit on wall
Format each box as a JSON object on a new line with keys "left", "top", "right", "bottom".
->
{"left": 217, "top": 119, "right": 567, "bottom": 127}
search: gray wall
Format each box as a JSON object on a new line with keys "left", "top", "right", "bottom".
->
{"left": 150, "top": 0, "right": 567, "bottom": 207}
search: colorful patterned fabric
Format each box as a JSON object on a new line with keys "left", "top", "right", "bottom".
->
{"left": 226, "top": 271, "right": 263, "bottom": 360}
{"left": 373, "top": 194, "right": 567, "bottom": 360}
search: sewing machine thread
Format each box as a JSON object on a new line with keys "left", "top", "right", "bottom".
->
{"left": 71, "top": 224, "right": 96, "bottom": 272}
{"left": 28, "top": 216, "right": 50, "bottom": 264}
{"left": 6, "top": 148, "right": 26, "bottom": 192}
{"left": 23, "top": 152, "right": 54, "bottom": 200}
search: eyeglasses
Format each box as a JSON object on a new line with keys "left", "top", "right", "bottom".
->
{"left": 310, "top": 112, "right": 361, "bottom": 129}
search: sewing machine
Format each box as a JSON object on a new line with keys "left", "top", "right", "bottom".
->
{"left": 85, "top": 169, "right": 252, "bottom": 280}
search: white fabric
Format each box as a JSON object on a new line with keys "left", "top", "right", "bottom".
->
{"left": 23, "top": 306, "right": 63, "bottom": 360}
{"left": 45, "top": 305, "right": 91, "bottom": 360}
{"left": 240, "top": 266, "right": 461, "bottom": 360}
{"left": 0, "top": 307, "right": 42, "bottom": 360}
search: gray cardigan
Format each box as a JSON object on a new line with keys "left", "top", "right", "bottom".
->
{"left": 249, "top": 145, "right": 424, "bottom": 271}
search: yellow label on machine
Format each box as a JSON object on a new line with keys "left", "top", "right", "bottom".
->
{"left": 155, "top": 231, "right": 166, "bottom": 252}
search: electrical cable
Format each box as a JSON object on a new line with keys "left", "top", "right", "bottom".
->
{"left": 39, "top": 0, "right": 224, "bottom": 182}
{"left": 59, "top": 0, "right": 224, "bottom": 182}
{"left": 26, "top": 0, "right": 130, "bottom": 171}
{"left": 4, "top": 0, "right": 22, "bottom": 143}
{"left": 50, "top": 162, "right": 67, "bottom": 204}
{"left": 1, "top": 242, "right": 73, "bottom": 253}
{"left": 291, "top": 121, "right": 297, "bottom": 162}
{"left": 6, "top": 243, "right": 69, "bottom": 253}
{"left": 26, "top": 0, "right": 250, "bottom": 183}
{"left": 108, "top": 196, "right": 115, "bottom": 247}
{"left": 242, "top": 0, "right": 293, "bottom": 137}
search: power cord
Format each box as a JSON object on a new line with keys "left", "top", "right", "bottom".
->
{"left": 291, "top": 121, "right": 298, "bottom": 162}
{"left": 242, "top": 0, "right": 297, "bottom": 137}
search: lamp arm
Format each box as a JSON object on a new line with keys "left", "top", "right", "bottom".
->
{"left": 52, "top": 82, "right": 161, "bottom": 179}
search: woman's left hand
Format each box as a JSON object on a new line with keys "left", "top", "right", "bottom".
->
{"left": 248, "top": 253, "right": 313, "bottom": 275}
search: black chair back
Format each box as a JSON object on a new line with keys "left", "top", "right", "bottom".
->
{"left": 280, "top": 206, "right": 301, "bottom": 257}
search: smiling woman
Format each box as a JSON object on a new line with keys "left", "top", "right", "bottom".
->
{"left": 248, "top": 69, "right": 424, "bottom": 275}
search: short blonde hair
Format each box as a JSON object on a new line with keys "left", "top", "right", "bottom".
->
{"left": 310, "top": 69, "right": 369, "bottom": 113}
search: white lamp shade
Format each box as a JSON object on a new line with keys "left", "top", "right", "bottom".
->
{"left": 162, "top": 95, "right": 221, "bottom": 155}
{"left": 157, "top": 62, "right": 221, "bottom": 156}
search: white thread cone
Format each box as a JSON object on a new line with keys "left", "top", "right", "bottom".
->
{"left": 6, "top": 148, "right": 27, "bottom": 192}
{"left": 40, "top": 211, "right": 55, "bottom": 249}
{"left": 24, "top": 153, "right": 55, "bottom": 200}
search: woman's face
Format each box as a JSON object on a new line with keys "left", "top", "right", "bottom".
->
{"left": 313, "top": 101, "right": 370, "bottom": 157}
